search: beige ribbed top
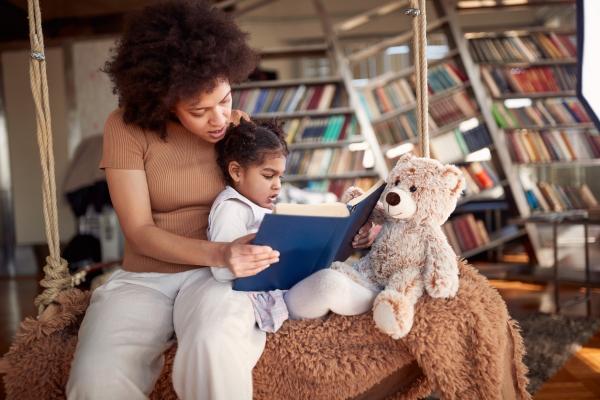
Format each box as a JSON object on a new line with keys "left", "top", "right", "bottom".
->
{"left": 100, "top": 109, "right": 225, "bottom": 273}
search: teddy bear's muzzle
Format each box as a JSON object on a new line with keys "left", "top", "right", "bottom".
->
{"left": 384, "top": 188, "right": 417, "bottom": 219}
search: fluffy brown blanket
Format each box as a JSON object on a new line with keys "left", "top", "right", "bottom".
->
{"left": 2, "top": 261, "right": 530, "bottom": 399}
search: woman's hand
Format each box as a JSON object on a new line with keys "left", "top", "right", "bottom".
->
{"left": 352, "top": 222, "right": 381, "bottom": 249}
{"left": 230, "top": 109, "right": 250, "bottom": 126}
{"left": 222, "top": 233, "right": 280, "bottom": 277}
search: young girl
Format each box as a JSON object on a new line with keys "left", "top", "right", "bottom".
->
{"left": 208, "top": 119, "right": 379, "bottom": 327}
{"left": 208, "top": 119, "right": 289, "bottom": 332}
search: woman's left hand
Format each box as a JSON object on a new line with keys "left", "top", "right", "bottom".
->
{"left": 352, "top": 222, "right": 380, "bottom": 249}
{"left": 230, "top": 109, "right": 250, "bottom": 125}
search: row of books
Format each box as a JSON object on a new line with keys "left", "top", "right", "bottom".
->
{"left": 506, "top": 130, "right": 600, "bottom": 163}
{"left": 358, "top": 61, "right": 468, "bottom": 118}
{"left": 469, "top": 33, "right": 577, "bottom": 63}
{"left": 286, "top": 148, "right": 367, "bottom": 176}
{"left": 283, "top": 116, "right": 358, "bottom": 144}
{"left": 374, "top": 111, "right": 437, "bottom": 145}
{"left": 481, "top": 65, "right": 576, "bottom": 96}
{"left": 492, "top": 99, "right": 591, "bottom": 129}
{"left": 302, "top": 177, "right": 378, "bottom": 199}
{"left": 429, "top": 91, "right": 479, "bottom": 128}
{"left": 373, "top": 90, "right": 479, "bottom": 147}
{"left": 459, "top": 161, "right": 502, "bottom": 195}
{"left": 523, "top": 182, "right": 598, "bottom": 213}
{"left": 443, "top": 213, "right": 490, "bottom": 254}
{"left": 422, "top": 61, "right": 469, "bottom": 94}
{"left": 232, "top": 84, "right": 348, "bottom": 114}
{"left": 430, "top": 124, "right": 493, "bottom": 163}
{"left": 359, "top": 79, "right": 415, "bottom": 119}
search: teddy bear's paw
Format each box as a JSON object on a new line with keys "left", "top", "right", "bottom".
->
{"left": 373, "top": 293, "right": 414, "bottom": 339}
{"left": 341, "top": 186, "right": 364, "bottom": 203}
{"left": 425, "top": 271, "right": 459, "bottom": 299}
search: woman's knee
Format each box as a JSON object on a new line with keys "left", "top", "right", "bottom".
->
{"left": 67, "top": 345, "right": 161, "bottom": 399}
{"left": 67, "top": 355, "right": 121, "bottom": 398}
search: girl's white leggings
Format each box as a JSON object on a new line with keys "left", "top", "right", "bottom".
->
{"left": 66, "top": 267, "right": 266, "bottom": 400}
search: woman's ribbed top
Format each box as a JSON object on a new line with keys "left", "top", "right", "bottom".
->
{"left": 100, "top": 109, "right": 225, "bottom": 273}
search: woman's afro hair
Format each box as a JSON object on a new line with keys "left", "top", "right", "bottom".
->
{"left": 104, "top": 0, "right": 258, "bottom": 138}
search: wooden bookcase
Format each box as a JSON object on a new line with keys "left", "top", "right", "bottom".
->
{"left": 454, "top": 0, "right": 598, "bottom": 266}
{"left": 233, "top": 0, "right": 593, "bottom": 264}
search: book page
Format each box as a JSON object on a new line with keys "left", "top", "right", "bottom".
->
{"left": 274, "top": 202, "right": 350, "bottom": 217}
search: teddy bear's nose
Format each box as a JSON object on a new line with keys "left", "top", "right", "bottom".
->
{"left": 386, "top": 192, "right": 401, "bottom": 206}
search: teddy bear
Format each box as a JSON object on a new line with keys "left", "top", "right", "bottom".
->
{"left": 327, "top": 153, "right": 466, "bottom": 339}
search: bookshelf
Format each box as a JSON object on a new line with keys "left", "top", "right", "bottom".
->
{"left": 456, "top": 0, "right": 600, "bottom": 266}
{"left": 308, "top": 0, "right": 528, "bottom": 262}
{"left": 234, "top": 0, "right": 591, "bottom": 264}
{"left": 232, "top": 52, "right": 384, "bottom": 198}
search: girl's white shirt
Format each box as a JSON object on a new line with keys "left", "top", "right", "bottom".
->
{"left": 207, "top": 185, "right": 272, "bottom": 281}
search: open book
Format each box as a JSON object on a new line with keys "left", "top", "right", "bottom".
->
{"left": 233, "top": 180, "right": 386, "bottom": 291}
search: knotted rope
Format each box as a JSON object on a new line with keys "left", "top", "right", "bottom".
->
{"left": 406, "top": 0, "right": 429, "bottom": 157}
{"left": 27, "top": 0, "right": 73, "bottom": 316}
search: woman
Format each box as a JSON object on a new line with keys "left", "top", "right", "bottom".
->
{"left": 66, "top": 1, "right": 374, "bottom": 399}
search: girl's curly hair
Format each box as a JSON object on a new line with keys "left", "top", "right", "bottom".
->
{"left": 104, "top": 0, "right": 258, "bottom": 139}
{"left": 216, "top": 119, "right": 289, "bottom": 186}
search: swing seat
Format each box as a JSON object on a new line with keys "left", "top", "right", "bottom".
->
{"left": 2, "top": 261, "right": 531, "bottom": 400}
{"left": 1, "top": 287, "right": 428, "bottom": 400}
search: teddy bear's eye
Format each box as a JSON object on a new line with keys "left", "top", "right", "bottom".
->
{"left": 394, "top": 179, "right": 401, "bottom": 186}
{"left": 409, "top": 185, "right": 417, "bottom": 192}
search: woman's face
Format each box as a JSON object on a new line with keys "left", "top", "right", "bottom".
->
{"left": 173, "top": 79, "right": 232, "bottom": 143}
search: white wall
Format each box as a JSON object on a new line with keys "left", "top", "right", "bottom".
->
{"left": 71, "top": 38, "right": 118, "bottom": 153}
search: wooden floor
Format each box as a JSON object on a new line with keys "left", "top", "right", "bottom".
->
{"left": 1, "top": 277, "right": 599, "bottom": 399}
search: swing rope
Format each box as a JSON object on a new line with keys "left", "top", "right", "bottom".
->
{"left": 407, "top": 0, "right": 429, "bottom": 158}
{"left": 27, "top": 0, "right": 73, "bottom": 316}
{"left": 23, "top": 0, "right": 429, "bottom": 317}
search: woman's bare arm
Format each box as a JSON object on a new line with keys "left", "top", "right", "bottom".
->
{"left": 106, "top": 168, "right": 279, "bottom": 274}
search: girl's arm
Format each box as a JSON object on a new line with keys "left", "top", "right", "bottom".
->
{"left": 106, "top": 168, "right": 279, "bottom": 275}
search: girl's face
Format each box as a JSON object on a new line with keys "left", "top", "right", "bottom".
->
{"left": 173, "top": 79, "right": 232, "bottom": 143}
{"left": 229, "top": 155, "right": 286, "bottom": 210}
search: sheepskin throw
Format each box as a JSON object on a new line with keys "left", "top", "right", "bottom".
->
{"left": 2, "top": 261, "right": 529, "bottom": 399}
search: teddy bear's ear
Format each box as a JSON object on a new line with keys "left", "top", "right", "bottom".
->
{"left": 442, "top": 164, "right": 465, "bottom": 194}
{"left": 396, "top": 152, "right": 414, "bottom": 164}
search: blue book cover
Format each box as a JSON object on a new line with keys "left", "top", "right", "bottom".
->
{"left": 233, "top": 180, "right": 386, "bottom": 291}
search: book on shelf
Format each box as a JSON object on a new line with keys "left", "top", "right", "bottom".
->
{"left": 443, "top": 213, "right": 490, "bottom": 254}
{"left": 286, "top": 148, "right": 368, "bottom": 176}
{"left": 459, "top": 161, "right": 501, "bottom": 194}
{"left": 283, "top": 115, "right": 358, "bottom": 144}
{"left": 481, "top": 65, "right": 577, "bottom": 96}
{"left": 468, "top": 32, "right": 576, "bottom": 63}
{"left": 492, "top": 99, "right": 592, "bottom": 129}
{"left": 523, "top": 181, "right": 599, "bottom": 213}
{"left": 233, "top": 180, "right": 386, "bottom": 291}
{"left": 429, "top": 124, "right": 493, "bottom": 163}
{"left": 232, "top": 83, "right": 349, "bottom": 114}
{"left": 506, "top": 130, "right": 600, "bottom": 163}
{"left": 373, "top": 112, "right": 436, "bottom": 144}
{"left": 358, "top": 61, "right": 469, "bottom": 120}
{"left": 372, "top": 90, "right": 479, "bottom": 146}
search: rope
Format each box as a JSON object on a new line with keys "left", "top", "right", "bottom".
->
{"left": 27, "top": 0, "right": 73, "bottom": 316}
{"left": 407, "top": 0, "right": 429, "bottom": 157}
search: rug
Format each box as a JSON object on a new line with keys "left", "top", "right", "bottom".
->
{"left": 516, "top": 313, "right": 600, "bottom": 394}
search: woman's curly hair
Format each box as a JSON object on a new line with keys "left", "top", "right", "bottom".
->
{"left": 216, "top": 119, "right": 289, "bottom": 186}
{"left": 104, "top": 0, "right": 258, "bottom": 138}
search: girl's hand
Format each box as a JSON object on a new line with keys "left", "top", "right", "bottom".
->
{"left": 222, "top": 233, "right": 280, "bottom": 277}
{"left": 352, "top": 223, "right": 381, "bottom": 249}
{"left": 230, "top": 109, "right": 250, "bottom": 126}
